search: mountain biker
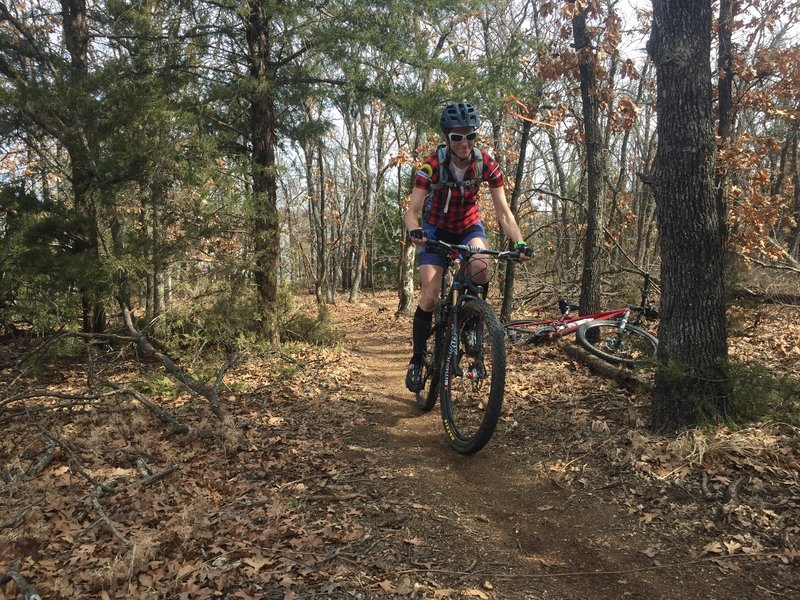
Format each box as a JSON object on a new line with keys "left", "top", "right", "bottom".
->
{"left": 404, "top": 101, "right": 530, "bottom": 394}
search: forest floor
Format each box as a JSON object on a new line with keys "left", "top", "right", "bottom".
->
{"left": 1, "top": 290, "right": 799, "bottom": 599}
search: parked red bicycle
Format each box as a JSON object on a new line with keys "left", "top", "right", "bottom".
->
{"left": 503, "top": 275, "right": 660, "bottom": 366}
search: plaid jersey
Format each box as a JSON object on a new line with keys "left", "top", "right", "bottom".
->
{"left": 413, "top": 148, "right": 504, "bottom": 234}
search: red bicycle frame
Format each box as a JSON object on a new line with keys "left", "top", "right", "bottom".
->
{"left": 504, "top": 305, "right": 636, "bottom": 343}
{"left": 504, "top": 275, "right": 659, "bottom": 345}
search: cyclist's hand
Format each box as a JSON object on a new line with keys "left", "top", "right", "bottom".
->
{"left": 514, "top": 241, "right": 532, "bottom": 261}
{"left": 409, "top": 228, "right": 426, "bottom": 246}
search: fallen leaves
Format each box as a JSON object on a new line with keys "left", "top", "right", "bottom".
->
{"left": 1, "top": 292, "right": 798, "bottom": 599}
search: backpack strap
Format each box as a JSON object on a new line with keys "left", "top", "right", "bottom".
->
{"left": 464, "top": 147, "right": 484, "bottom": 188}
{"left": 428, "top": 145, "right": 485, "bottom": 215}
{"left": 429, "top": 144, "right": 450, "bottom": 191}
{"left": 429, "top": 146, "right": 485, "bottom": 191}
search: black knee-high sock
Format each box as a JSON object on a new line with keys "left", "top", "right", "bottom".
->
{"left": 412, "top": 306, "right": 433, "bottom": 360}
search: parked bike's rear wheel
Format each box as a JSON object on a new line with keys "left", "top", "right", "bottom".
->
{"left": 576, "top": 320, "right": 658, "bottom": 366}
{"left": 439, "top": 299, "right": 506, "bottom": 454}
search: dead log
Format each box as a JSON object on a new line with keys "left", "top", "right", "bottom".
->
{"left": 559, "top": 339, "right": 654, "bottom": 394}
{"left": 729, "top": 287, "right": 800, "bottom": 306}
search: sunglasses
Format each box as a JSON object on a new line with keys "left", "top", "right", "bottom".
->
{"left": 447, "top": 131, "right": 477, "bottom": 143}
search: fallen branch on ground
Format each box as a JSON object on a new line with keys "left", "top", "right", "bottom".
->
{"left": 99, "top": 377, "right": 190, "bottom": 438}
{"left": 91, "top": 491, "right": 130, "bottom": 547}
{"left": 0, "top": 568, "right": 42, "bottom": 600}
{"left": 117, "top": 297, "right": 238, "bottom": 421}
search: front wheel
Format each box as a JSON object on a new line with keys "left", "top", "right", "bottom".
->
{"left": 416, "top": 306, "right": 445, "bottom": 412}
{"left": 439, "top": 299, "right": 506, "bottom": 454}
{"left": 576, "top": 320, "right": 658, "bottom": 366}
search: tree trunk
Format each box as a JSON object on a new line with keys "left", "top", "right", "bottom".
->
{"left": 349, "top": 106, "right": 374, "bottom": 304}
{"left": 648, "top": 0, "right": 731, "bottom": 430}
{"left": 246, "top": 2, "right": 281, "bottom": 343}
{"left": 547, "top": 130, "right": 572, "bottom": 279}
{"left": 397, "top": 161, "right": 416, "bottom": 314}
{"left": 572, "top": 5, "right": 606, "bottom": 315}
{"left": 150, "top": 178, "right": 167, "bottom": 318}
{"left": 62, "top": 0, "right": 106, "bottom": 334}
{"left": 501, "top": 119, "right": 533, "bottom": 322}
{"left": 716, "top": 0, "right": 736, "bottom": 274}
{"left": 790, "top": 132, "right": 800, "bottom": 259}
{"left": 396, "top": 30, "right": 450, "bottom": 315}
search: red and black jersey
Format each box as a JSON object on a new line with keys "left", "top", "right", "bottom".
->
{"left": 413, "top": 148, "right": 504, "bottom": 234}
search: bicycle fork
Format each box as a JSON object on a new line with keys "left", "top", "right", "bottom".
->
{"left": 617, "top": 309, "right": 631, "bottom": 333}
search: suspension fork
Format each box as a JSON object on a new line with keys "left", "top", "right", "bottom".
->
{"left": 617, "top": 308, "right": 632, "bottom": 333}
{"left": 447, "top": 280, "right": 463, "bottom": 349}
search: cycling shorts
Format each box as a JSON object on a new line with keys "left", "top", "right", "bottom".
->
{"left": 418, "top": 222, "right": 487, "bottom": 268}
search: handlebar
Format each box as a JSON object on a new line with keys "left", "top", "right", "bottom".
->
{"left": 626, "top": 303, "right": 659, "bottom": 319}
{"left": 424, "top": 238, "right": 532, "bottom": 262}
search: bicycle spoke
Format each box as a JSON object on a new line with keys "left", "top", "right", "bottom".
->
{"left": 577, "top": 321, "right": 658, "bottom": 366}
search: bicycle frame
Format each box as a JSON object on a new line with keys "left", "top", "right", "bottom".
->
{"left": 504, "top": 275, "right": 658, "bottom": 344}
{"left": 429, "top": 246, "right": 493, "bottom": 367}
{"left": 505, "top": 306, "right": 631, "bottom": 342}
{"left": 418, "top": 239, "right": 526, "bottom": 454}
{"left": 430, "top": 241, "right": 522, "bottom": 349}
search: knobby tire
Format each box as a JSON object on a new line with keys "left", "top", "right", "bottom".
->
{"left": 576, "top": 320, "right": 658, "bottom": 366}
{"left": 439, "top": 298, "right": 506, "bottom": 455}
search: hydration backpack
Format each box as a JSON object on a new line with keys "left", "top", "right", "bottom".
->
{"left": 422, "top": 144, "right": 484, "bottom": 220}
{"left": 430, "top": 144, "right": 485, "bottom": 192}
{"left": 427, "top": 144, "right": 485, "bottom": 216}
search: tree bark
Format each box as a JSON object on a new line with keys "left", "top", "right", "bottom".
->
{"left": 62, "top": 0, "right": 106, "bottom": 334}
{"left": 246, "top": 2, "right": 281, "bottom": 342}
{"left": 648, "top": 0, "right": 731, "bottom": 430}
{"left": 572, "top": 4, "right": 606, "bottom": 316}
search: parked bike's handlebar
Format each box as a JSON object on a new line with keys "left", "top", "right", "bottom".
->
{"left": 624, "top": 303, "right": 659, "bottom": 319}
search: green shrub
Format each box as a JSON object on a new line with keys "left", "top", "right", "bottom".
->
{"left": 148, "top": 289, "right": 263, "bottom": 362}
{"left": 131, "top": 372, "right": 182, "bottom": 399}
{"left": 729, "top": 361, "right": 800, "bottom": 427}
{"left": 280, "top": 305, "right": 343, "bottom": 345}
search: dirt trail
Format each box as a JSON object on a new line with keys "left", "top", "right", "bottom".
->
{"left": 331, "top": 293, "right": 794, "bottom": 599}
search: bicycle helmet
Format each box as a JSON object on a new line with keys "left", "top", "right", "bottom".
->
{"left": 439, "top": 102, "right": 480, "bottom": 132}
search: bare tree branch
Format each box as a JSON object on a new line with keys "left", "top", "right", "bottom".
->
{"left": 98, "top": 377, "right": 190, "bottom": 438}
{"left": 116, "top": 297, "right": 231, "bottom": 420}
{"left": 91, "top": 492, "right": 130, "bottom": 547}
{"left": 0, "top": 568, "right": 42, "bottom": 600}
